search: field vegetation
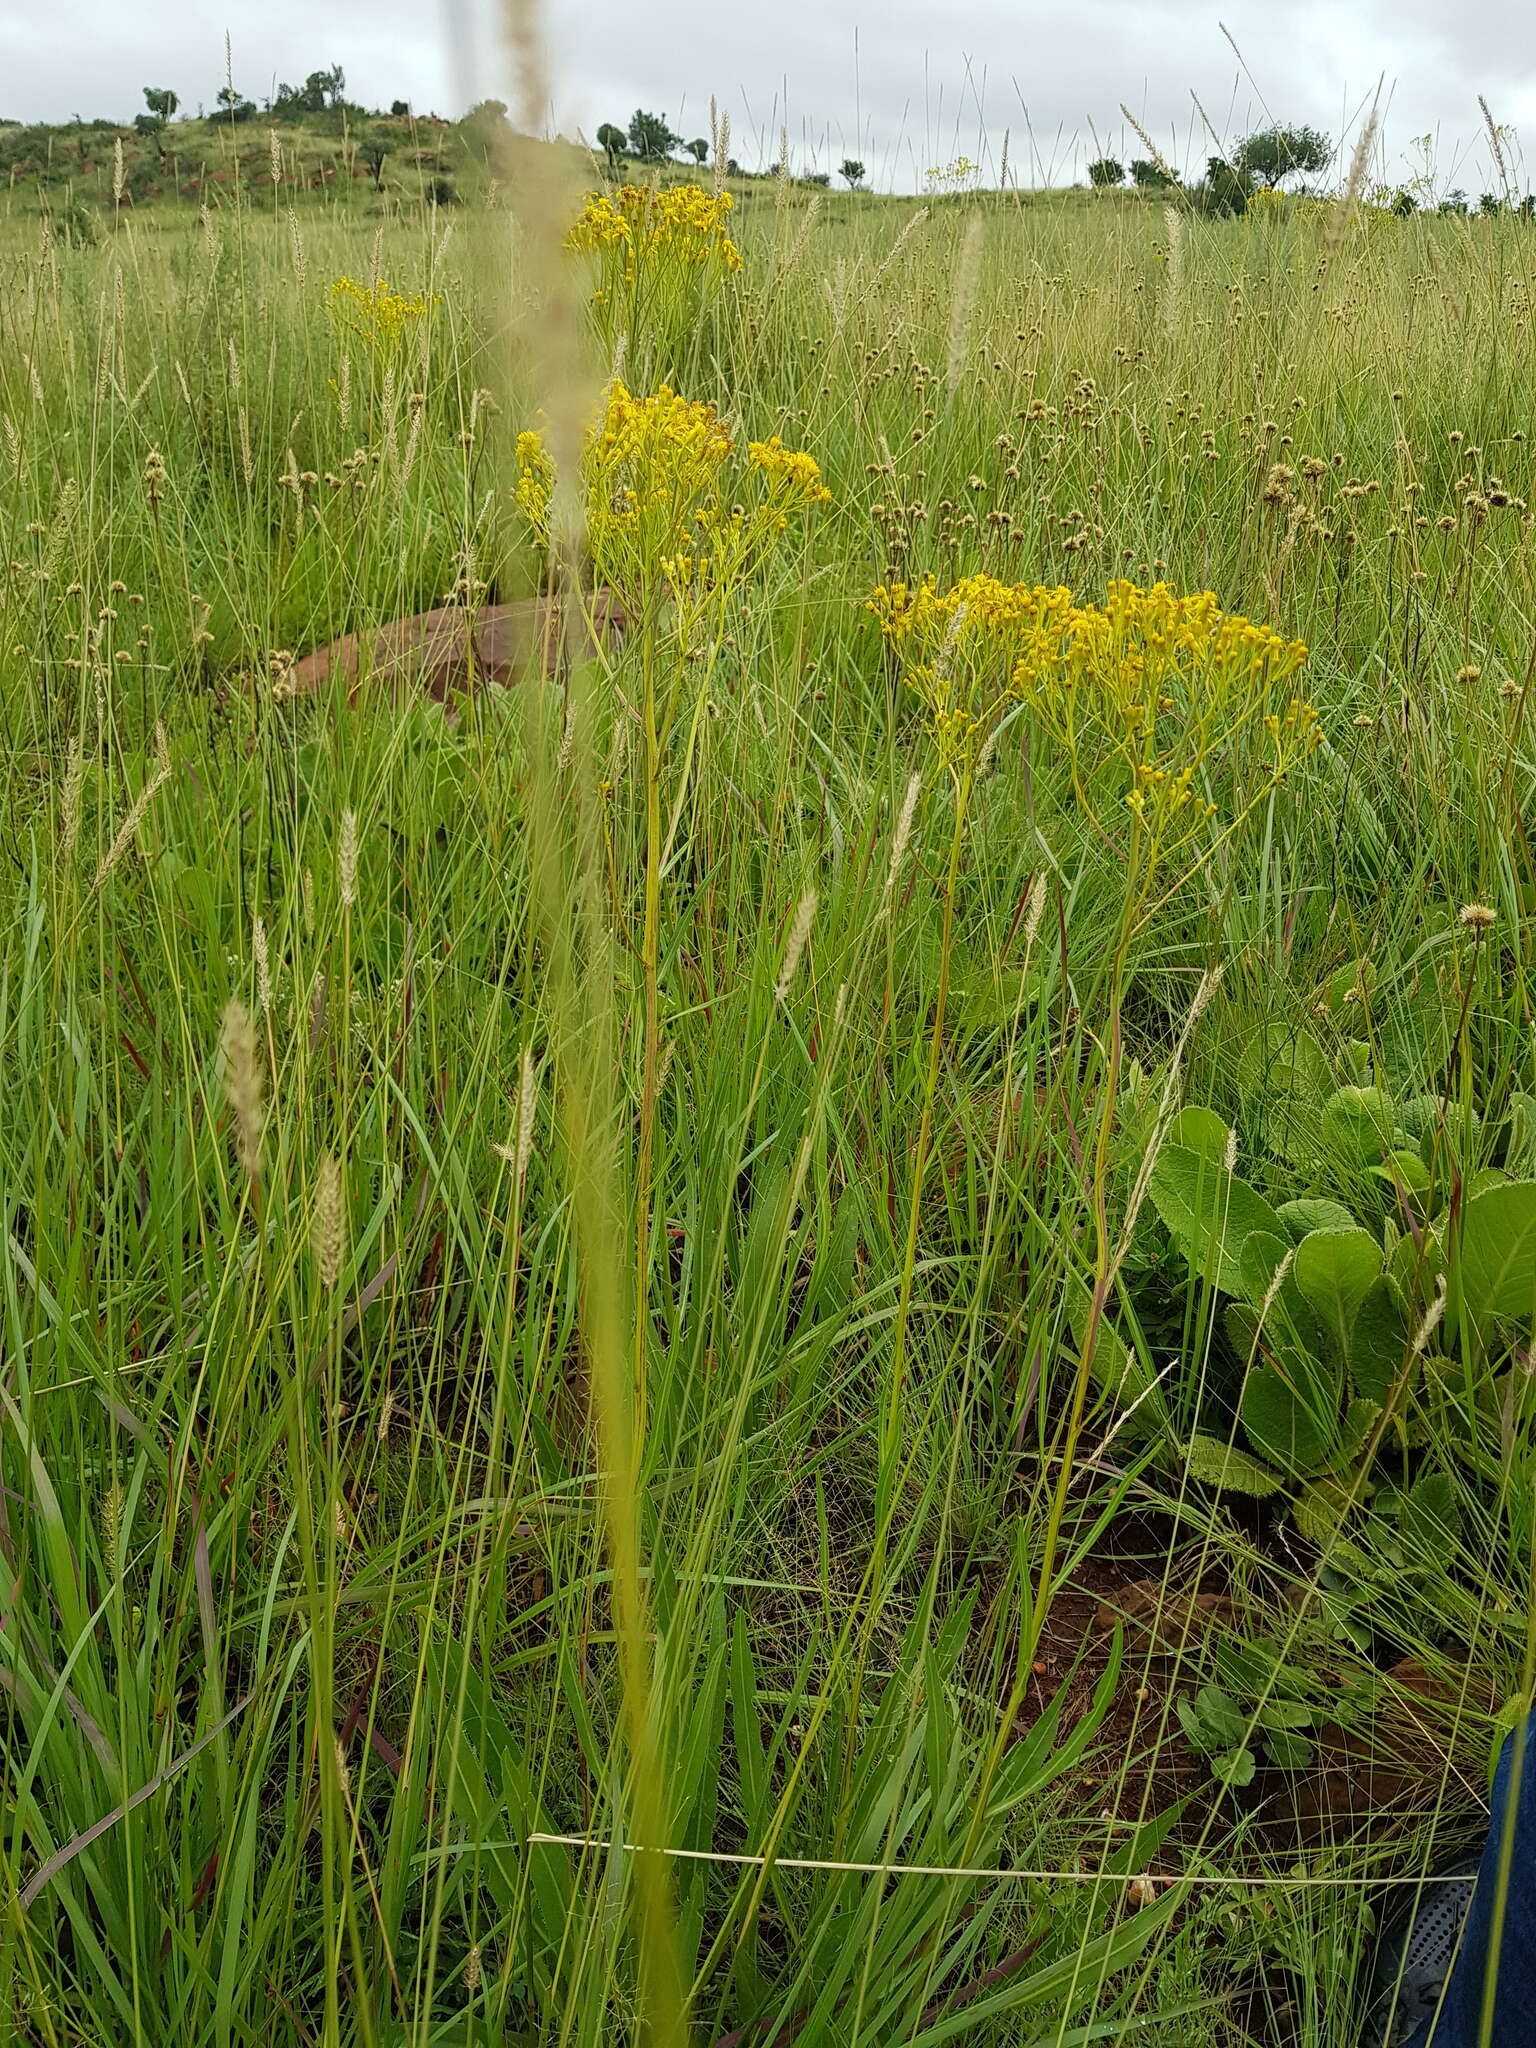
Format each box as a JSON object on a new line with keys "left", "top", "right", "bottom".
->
{"left": 0, "top": 105, "right": 1534, "bottom": 2046}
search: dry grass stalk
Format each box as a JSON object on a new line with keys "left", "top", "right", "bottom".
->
{"left": 92, "top": 734, "right": 171, "bottom": 893}
{"left": 1162, "top": 205, "right": 1184, "bottom": 345}
{"left": 774, "top": 889, "right": 818, "bottom": 1002}
{"left": 219, "top": 998, "right": 264, "bottom": 1179}
{"left": 1479, "top": 96, "right": 1512, "bottom": 205}
{"left": 312, "top": 1155, "right": 345, "bottom": 1288}
{"left": 1328, "top": 96, "right": 1382, "bottom": 251}
{"left": 883, "top": 772, "right": 923, "bottom": 910}
{"left": 873, "top": 207, "right": 930, "bottom": 285}
{"left": 252, "top": 914, "right": 273, "bottom": 1014}
{"left": 1022, "top": 871, "right": 1048, "bottom": 953}
{"left": 60, "top": 737, "right": 85, "bottom": 868}
{"left": 492, "top": 1049, "right": 541, "bottom": 1181}
{"left": 339, "top": 810, "right": 358, "bottom": 909}
{"left": 944, "top": 216, "right": 984, "bottom": 398}
{"left": 497, "top": 0, "right": 682, "bottom": 2036}
{"left": 1121, "top": 104, "right": 1181, "bottom": 191}
{"left": 782, "top": 193, "right": 823, "bottom": 280}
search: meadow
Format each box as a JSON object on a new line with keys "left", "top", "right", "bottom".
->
{"left": 0, "top": 143, "right": 1534, "bottom": 2046}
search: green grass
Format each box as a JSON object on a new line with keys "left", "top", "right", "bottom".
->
{"left": 0, "top": 165, "right": 1533, "bottom": 2045}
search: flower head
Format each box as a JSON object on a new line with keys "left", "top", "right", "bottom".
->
{"left": 566, "top": 184, "right": 743, "bottom": 278}
{"left": 327, "top": 276, "right": 434, "bottom": 349}
{"left": 515, "top": 383, "right": 830, "bottom": 606}
{"left": 869, "top": 573, "right": 1316, "bottom": 822}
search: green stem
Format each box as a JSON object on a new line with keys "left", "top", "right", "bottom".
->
{"left": 1022, "top": 826, "right": 1145, "bottom": 1672}
{"left": 634, "top": 618, "right": 662, "bottom": 1454}
{"left": 838, "top": 764, "right": 969, "bottom": 1837}
{"left": 880, "top": 764, "right": 972, "bottom": 1509}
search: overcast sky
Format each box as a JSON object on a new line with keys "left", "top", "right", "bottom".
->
{"left": 5, "top": 2, "right": 1534, "bottom": 194}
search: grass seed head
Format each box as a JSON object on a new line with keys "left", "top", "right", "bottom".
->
{"left": 219, "top": 998, "right": 264, "bottom": 1180}
{"left": 339, "top": 810, "right": 358, "bottom": 909}
{"left": 775, "top": 889, "right": 818, "bottom": 1002}
{"left": 252, "top": 914, "right": 273, "bottom": 1013}
{"left": 313, "top": 1154, "right": 345, "bottom": 1288}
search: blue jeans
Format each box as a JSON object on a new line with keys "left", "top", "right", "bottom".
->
{"left": 1406, "top": 1718, "right": 1536, "bottom": 2046}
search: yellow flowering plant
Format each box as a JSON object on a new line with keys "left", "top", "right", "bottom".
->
{"left": 869, "top": 572, "right": 1317, "bottom": 883}
{"left": 326, "top": 275, "right": 435, "bottom": 351}
{"left": 516, "top": 380, "right": 833, "bottom": 1363}
{"left": 924, "top": 157, "right": 982, "bottom": 191}
{"left": 567, "top": 183, "right": 744, "bottom": 277}
{"left": 566, "top": 184, "right": 743, "bottom": 369}
{"left": 515, "top": 383, "right": 831, "bottom": 621}
{"left": 867, "top": 572, "right": 1322, "bottom": 1685}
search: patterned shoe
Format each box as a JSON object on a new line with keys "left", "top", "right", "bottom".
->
{"left": 1366, "top": 1858, "right": 1480, "bottom": 2048}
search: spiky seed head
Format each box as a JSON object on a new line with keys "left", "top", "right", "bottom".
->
{"left": 252, "top": 914, "right": 273, "bottom": 1013}
{"left": 313, "top": 1153, "right": 344, "bottom": 1288}
{"left": 339, "top": 810, "right": 358, "bottom": 909}
{"left": 1023, "top": 872, "right": 1049, "bottom": 952}
{"left": 774, "top": 889, "right": 818, "bottom": 1003}
{"left": 883, "top": 771, "right": 923, "bottom": 907}
{"left": 219, "top": 998, "right": 264, "bottom": 1179}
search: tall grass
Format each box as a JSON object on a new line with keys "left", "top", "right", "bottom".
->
{"left": 0, "top": 148, "right": 1533, "bottom": 2047}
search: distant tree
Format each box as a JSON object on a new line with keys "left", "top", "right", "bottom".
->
{"left": 1233, "top": 123, "right": 1330, "bottom": 188}
{"left": 1478, "top": 192, "right": 1502, "bottom": 216}
{"left": 627, "top": 109, "right": 680, "bottom": 161}
{"left": 802, "top": 170, "right": 831, "bottom": 187}
{"left": 141, "top": 87, "right": 178, "bottom": 126}
{"left": 309, "top": 65, "right": 346, "bottom": 110}
{"left": 1130, "top": 157, "right": 1174, "bottom": 189}
{"left": 1520, "top": 194, "right": 1536, "bottom": 220}
{"left": 1199, "top": 156, "right": 1253, "bottom": 216}
{"left": 840, "top": 158, "right": 866, "bottom": 188}
{"left": 1390, "top": 188, "right": 1418, "bottom": 217}
{"left": 390, "top": 99, "right": 411, "bottom": 118}
{"left": 596, "top": 121, "right": 627, "bottom": 167}
{"left": 273, "top": 66, "right": 345, "bottom": 117}
{"left": 215, "top": 85, "right": 257, "bottom": 123}
{"left": 685, "top": 137, "right": 709, "bottom": 164}
{"left": 459, "top": 99, "right": 509, "bottom": 164}
{"left": 1439, "top": 189, "right": 1469, "bottom": 215}
{"left": 363, "top": 141, "right": 387, "bottom": 187}
{"left": 1087, "top": 156, "right": 1124, "bottom": 188}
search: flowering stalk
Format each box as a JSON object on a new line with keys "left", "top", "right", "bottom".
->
{"left": 566, "top": 184, "right": 742, "bottom": 375}
{"left": 868, "top": 572, "right": 1323, "bottom": 1673}
{"left": 517, "top": 382, "right": 833, "bottom": 1423}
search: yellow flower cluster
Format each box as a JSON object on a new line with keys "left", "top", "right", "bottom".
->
{"left": 327, "top": 275, "right": 434, "bottom": 347}
{"left": 924, "top": 156, "right": 981, "bottom": 189}
{"left": 566, "top": 184, "right": 744, "bottom": 282}
{"left": 869, "top": 574, "right": 1317, "bottom": 831}
{"left": 516, "top": 384, "right": 832, "bottom": 608}
{"left": 748, "top": 437, "right": 834, "bottom": 508}
{"left": 514, "top": 429, "right": 556, "bottom": 535}
{"left": 516, "top": 383, "right": 732, "bottom": 556}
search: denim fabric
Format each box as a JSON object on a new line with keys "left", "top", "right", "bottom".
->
{"left": 1405, "top": 1719, "right": 1535, "bottom": 2047}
